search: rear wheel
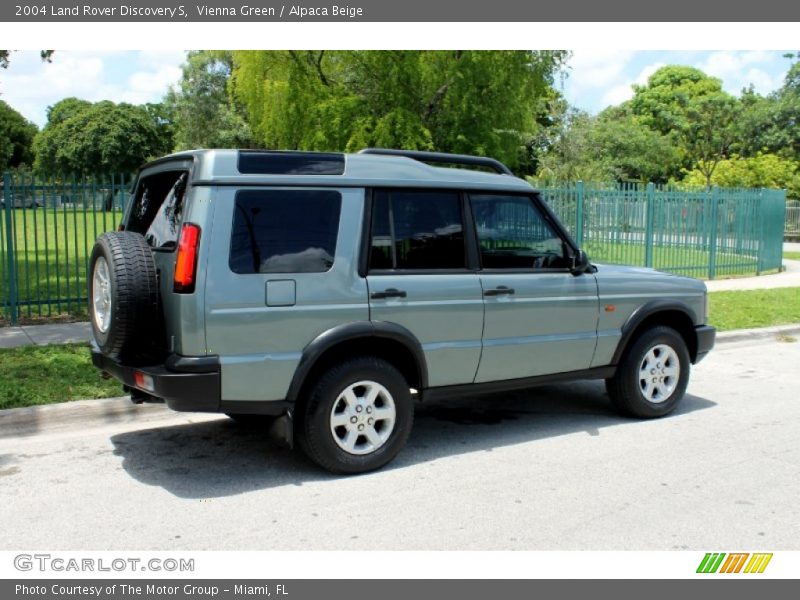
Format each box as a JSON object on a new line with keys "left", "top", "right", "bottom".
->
{"left": 297, "top": 357, "right": 414, "bottom": 474}
{"left": 606, "top": 326, "right": 690, "bottom": 418}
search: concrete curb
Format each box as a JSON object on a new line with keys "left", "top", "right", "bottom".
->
{"left": 0, "top": 396, "right": 173, "bottom": 439}
{"left": 715, "top": 323, "right": 800, "bottom": 344}
{"left": 1, "top": 323, "right": 798, "bottom": 436}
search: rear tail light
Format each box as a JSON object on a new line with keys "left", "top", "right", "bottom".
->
{"left": 174, "top": 223, "right": 201, "bottom": 293}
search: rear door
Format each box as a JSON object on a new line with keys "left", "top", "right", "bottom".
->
{"left": 204, "top": 186, "right": 368, "bottom": 402}
{"left": 366, "top": 189, "right": 484, "bottom": 387}
{"left": 470, "top": 193, "right": 599, "bottom": 382}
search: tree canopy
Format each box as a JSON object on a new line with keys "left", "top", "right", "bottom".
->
{"left": 0, "top": 99, "right": 37, "bottom": 170}
{"left": 229, "top": 50, "right": 568, "bottom": 174}
{"left": 33, "top": 99, "right": 172, "bottom": 175}
{"left": 165, "top": 50, "right": 254, "bottom": 150}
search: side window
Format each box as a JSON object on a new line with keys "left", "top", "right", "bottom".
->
{"left": 470, "top": 194, "right": 569, "bottom": 269}
{"left": 230, "top": 189, "right": 341, "bottom": 274}
{"left": 369, "top": 190, "right": 466, "bottom": 270}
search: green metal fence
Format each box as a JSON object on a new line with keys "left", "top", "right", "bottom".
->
{"left": 786, "top": 200, "right": 800, "bottom": 239}
{"left": 1, "top": 172, "right": 133, "bottom": 324}
{"left": 537, "top": 181, "right": 786, "bottom": 279}
{"left": 0, "top": 173, "right": 788, "bottom": 324}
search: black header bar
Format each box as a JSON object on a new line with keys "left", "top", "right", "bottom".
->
{"left": 3, "top": 0, "right": 800, "bottom": 22}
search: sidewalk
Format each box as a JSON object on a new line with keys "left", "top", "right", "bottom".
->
{"left": 0, "top": 321, "right": 91, "bottom": 349}
{"left": 704, "top": 258, "right": 800, "bottom": 292}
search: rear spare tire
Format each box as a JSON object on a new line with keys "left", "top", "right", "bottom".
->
{"left": 88, "top": 231, "right": 160, "bottom": 363}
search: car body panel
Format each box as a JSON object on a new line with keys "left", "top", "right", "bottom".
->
{"left": 203, "top": 187, "right": 368, "bottom": 402}
{"left": 475, "top": 271, "right": 600, "bottom": 381}
{"left": 591, "top": 263, "right": 707, "bottom": 367}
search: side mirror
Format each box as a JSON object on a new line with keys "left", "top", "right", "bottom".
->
{"left": 571, "top": 249, "right": 590, "bottom": 276}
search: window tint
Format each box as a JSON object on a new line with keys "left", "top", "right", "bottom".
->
{"left": 144, "top": 174, "right": 187, "bottom": 248}
{"left": 370, "top": 190, "right": 465, "bottom": 270}
{"left": 230, "top": 190, "right": 341, "bottom": 274}
{"left": 128, "top": 170, "right": 188, "bottom": 248}
{"left": 238, "top": 151, "right": 345, "bottom": 175}
{"left": 470, "top": 194, "right": 568, "bottom": 269}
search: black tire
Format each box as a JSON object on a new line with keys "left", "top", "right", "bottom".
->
{"left": 88, "top": 231, "right": 161, "bottom": 363}
{"left": 297, "top": 357, "right": 414, "bottom": 474}
{"left": 605, "top": 326, "right": 690, "bottom": 418}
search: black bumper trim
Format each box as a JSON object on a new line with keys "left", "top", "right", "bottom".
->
{"left": 694, "top": 325, "right": 716, "bottom": 363}
{"left": 91, "top": 347, "right": 221, "bottom": 413}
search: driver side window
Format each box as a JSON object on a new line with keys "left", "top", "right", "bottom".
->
{"left": 470, "top": 194, "right": 568, "bottom": 269}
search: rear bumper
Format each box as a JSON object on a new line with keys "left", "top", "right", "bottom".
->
{"left": 90, "top": 344, "right": 221, "bottom": 412}
{"left": 694, "top": 325, "right": 716, "bottom": 363}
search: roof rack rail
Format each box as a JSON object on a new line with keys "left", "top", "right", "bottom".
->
{"left": 358, "top": 148, "right": 513, "bottom": 176}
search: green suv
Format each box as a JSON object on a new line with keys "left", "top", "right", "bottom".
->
{"left": 89, "top": 149, "right": 715, "bottom": 473}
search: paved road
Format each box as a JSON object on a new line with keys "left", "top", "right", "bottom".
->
{"left": 1, "top": 335, "right": 799, "bottom": 551}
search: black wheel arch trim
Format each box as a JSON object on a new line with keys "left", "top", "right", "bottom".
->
{"left": 611, "top": 299, "right": 699, "bottom": 365}
{"left": 285, "top": 321, "right": 429, "bottom": 404}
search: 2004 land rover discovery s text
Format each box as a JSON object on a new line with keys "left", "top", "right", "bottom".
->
{"left": 89, "top": 148, "right": 716, "bottom": 473}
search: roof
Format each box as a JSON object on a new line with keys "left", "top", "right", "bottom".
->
{"left": 140, "top": 149, "right": 535, "bottom": 193}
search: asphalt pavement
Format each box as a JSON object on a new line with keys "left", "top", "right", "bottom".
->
{"left": 1, "top": 332, "right": 799, "bottom": 550}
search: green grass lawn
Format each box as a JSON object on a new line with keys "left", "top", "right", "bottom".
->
{"left": 583, "top": 240, "right": 763, "bottom": 278}
{"left": 709, "top": 287, "right": 800, "bottom": 331}
{"left": 0, "top": 342, "right": 123, "bottom": 410}
{"left": 1, "top": 208, "right": 123, "bottom": 321}
{"left": 784, "top": 251, "right": 800, "bottom": 261}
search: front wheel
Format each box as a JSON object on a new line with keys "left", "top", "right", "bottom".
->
{"left": 297, "top": 357, "right": 414, "bottom": 474}
{"left": 606, "top": 326, "right": 690, "bottom": 418}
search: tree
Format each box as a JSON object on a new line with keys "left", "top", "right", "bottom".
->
{"left": 736, "top": 58, "right": 800, "bottom": 162}
{"left": 165, "top": 51, "right": 254, "bottom": 151}
{"left": 0, "top": 99, "right": 37, "bottom": 170}
{"left": 682, "top": 153, "right": 800, "bottom": 199}
{"left": 536, "top": 108, "right": 615, "bottom": 181}
{"left": 230, "top": 51, "right": 568, "bottom": 174}
{"left": 536, "top": 105, "right": 680, "bottom": 183}
{"left": 34, "top": 100, "right": 170, "bottom": 175}
{"left": 0, "top": 50, "right": 53, "bottom": 69}
{"left": 630, "top": 65, "right": 738, "bottom": 185}
{"left": 45, "top": 97, "right": 92, "bottom": 126}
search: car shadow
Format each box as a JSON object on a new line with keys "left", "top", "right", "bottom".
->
{"left": 110, "top": 380, "right": 715, "bottom": 498}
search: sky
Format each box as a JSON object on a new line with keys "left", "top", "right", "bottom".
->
{"left": 0, "top": 49, "right": 794, "bottom": 128}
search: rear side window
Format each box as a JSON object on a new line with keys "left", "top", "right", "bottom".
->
{"left": 230, "top": 189, "right": 341, "bottom": 274}
{"left": 369, "top": 190, "right": 465, "bottom": 270}
{"left": 127, "top": 171, "right": 188, "bottom": 248}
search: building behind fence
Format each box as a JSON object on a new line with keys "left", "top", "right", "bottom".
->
{"left": 0, "top": 172, "right": 788, "bottom": 324}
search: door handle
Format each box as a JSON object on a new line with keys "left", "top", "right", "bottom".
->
{"left": 371, "top": 288, "right": 407, "bottom": 300}
{"left": 483, "top": 286, "right": 515, "bottom": 297}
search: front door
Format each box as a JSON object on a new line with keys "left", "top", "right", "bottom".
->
{"left": 470, "top": 193, "right": 599, "bottom": 382}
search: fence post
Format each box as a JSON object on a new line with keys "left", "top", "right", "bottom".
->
{"left": 644, "top": 182, "right": 655, "bottom": 268}
{"left": 708, "top": 186, "right": 720, "bottom": 279}
{"left": 575, "top": 181, "right": 585, "bottom": 246}
{"left": 3, "top": 172, "right": 18, "bottom": 324}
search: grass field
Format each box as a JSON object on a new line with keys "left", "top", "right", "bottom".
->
{"left": 582, "top": 240, "right": 764, "bottom": 278}
{"left": 0, "top": 343, "right": 123, "bottom": 410}
{"left": 784, "top": 251, "right": 800, "bottom": 261}
{"left": 708, "top": 287, "right": 800, "bottom": 331}
{"left": 1, "top": 207, "right": 123, "bottom": 321}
